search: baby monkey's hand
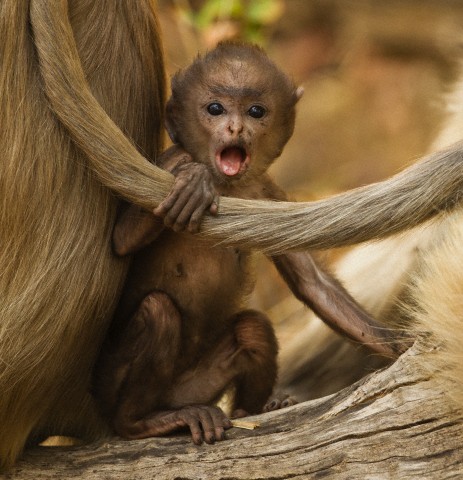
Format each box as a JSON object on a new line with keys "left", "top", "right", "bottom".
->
{"left": 154, "top": 155, "right": 219, "bottom": 233}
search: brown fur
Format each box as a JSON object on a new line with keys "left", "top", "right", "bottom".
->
{"left": 3, "top": 0, "right": 463, "bottom": 468}
{"left": 94, "top": 43, "right": 398, "bottom": 445}
{"left": 93, "top": 43, "right": 298, "bottom": 443}
{"left": 166, "top": 42, "right": 300, "bottom": 170}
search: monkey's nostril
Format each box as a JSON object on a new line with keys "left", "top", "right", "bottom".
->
{"left": 228, "top": 123, "right": 243, "bottom": 134}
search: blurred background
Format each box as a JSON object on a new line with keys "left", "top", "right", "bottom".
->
{"left": 156, "top": 0, "right": 463, "bottom": 400}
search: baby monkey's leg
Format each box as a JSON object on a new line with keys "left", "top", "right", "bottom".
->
{"left": 165, "top": 311, "right": 279, "bottom": 413}
{"left": 95, "top": 304, "right": 281, "bottom": 445}
{"left": 228, "top": 310, "right": 280, "bottom": 417}
{"left": 166, "top": 311, "right": 280, "bottom": 429}
{"left": 95, "top": 291, "right": 231, "bottom": 445}
{"left": 93, "top": 291, "right": 182, "bottom": 437}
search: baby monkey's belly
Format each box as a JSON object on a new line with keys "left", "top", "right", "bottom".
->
{"left": 120, "top": 231, "right": 255, "bottom": 331}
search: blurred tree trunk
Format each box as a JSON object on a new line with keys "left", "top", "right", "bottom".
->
{"left": 7, "top": 345, "right": 463, "bottom": 479}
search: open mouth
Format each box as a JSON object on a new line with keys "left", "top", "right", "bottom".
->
{"left": 216, "top": 145, "right": 250, "bottom": 177}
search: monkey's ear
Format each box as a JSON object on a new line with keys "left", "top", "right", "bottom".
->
{"left": 295, "top": 86, "right": 304, "bottom": 102}
{"left": 165, "top": 96, "right": 180, "bottom": 144}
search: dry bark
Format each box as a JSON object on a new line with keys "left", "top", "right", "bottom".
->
{"left": 4, "top": 345, "right": 463, "bottom": 480}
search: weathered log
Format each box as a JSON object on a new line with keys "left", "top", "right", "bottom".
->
{"left": 5, "top": 345, "right": 462, "bottom": 479}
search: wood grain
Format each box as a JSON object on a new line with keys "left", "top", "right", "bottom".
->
{"left": 6, "top": 345, "right": 463, "bottom": 479}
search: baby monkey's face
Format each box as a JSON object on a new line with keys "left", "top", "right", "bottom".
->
{"left": 166, "top": 49, "right": 300, "bottom": 185}
{"left": 198, "top": 90, "right": 271, "bottom": 181}
{"left": 190, "top": 80, "right": 294, "bottom": 183}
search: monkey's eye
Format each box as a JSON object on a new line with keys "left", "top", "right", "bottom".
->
{"left": 247, "top": 105, "right": 266, "bottom": 119}
{"left": 207, "top": 103, "right": 225, "bottom": 115}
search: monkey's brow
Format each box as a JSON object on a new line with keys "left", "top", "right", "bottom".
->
{"left": 209, "top": 84, "right": 263, "bottom": 98}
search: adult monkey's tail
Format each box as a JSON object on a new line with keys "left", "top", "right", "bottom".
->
{"left": 30, "top": 0, "right": 173, "bottom": 206}
{"left": 31, "top": 1, "right": 463, "bottom": 254}
{"left": 206, "top": 143, "right": 463, "bottom": 252}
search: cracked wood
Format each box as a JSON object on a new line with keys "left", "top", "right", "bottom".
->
{"left": 5, "top": 345, "right": 463, "bottom": 479}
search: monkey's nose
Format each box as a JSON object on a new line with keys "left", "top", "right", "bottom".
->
{"left": 228, "top": 123, "right": 243, "bottom": 135}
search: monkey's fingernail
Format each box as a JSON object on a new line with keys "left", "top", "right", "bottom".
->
{"left": 153, "top": 205, "right": 166, "bottom": 216}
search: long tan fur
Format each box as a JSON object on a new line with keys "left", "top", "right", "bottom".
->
{"left": 1, "top": 0, "right": 167, "bottom": 467}
{"left": 203, "top": 143, "right": 463, "bottom": 253}
{"left": 398, "top": 82, "right": 463, "bottom": 410}
{"left": 405, "top": 212, "right": 463, "bottom": 406}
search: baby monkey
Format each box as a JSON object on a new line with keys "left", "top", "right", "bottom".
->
{"left": 94, "top": 42, "right": 395, "bottom": 446}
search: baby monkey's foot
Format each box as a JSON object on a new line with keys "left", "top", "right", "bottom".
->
{"left": 263, "top": 393, "right": 298, "bottom": 412}
{"left": 166, "top": 405, "right": 232, "bottom": 445}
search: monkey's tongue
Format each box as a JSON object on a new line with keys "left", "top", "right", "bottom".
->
{"left": 219, "top": 147, "right": 245, "bottom": 176}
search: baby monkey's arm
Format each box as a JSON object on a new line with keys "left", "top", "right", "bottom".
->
{"left": 272, "top": 252, "right": 410, "bottom": 357}
{"left": 154, "top": 145, "right": 219, "bottom": 233}
{"left": 113, "top": 145, "right": 218, "bottom": 256}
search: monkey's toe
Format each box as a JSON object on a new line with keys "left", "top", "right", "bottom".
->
{"left": 263, "top": 393, "right": 298, "bottom": 412}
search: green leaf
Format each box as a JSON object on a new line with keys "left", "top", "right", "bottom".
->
{"left": 247, "top": 0, "right": 284, "bottom": 25}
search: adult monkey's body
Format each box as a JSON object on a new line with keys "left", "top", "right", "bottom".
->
{"left": 3, "top": 0, "right": 463, "bottom": 470}
{"left": 1, "top": 0, "right": 167, "bottom": 468}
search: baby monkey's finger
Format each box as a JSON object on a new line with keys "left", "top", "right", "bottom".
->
{"left": 161, "top": 188, "right": 197, "bottom": 229}
{"left": 154, "top": 172, "right": 193, "bottom": 217}
{"left": 153, "top": 191, "right": 180, "bottom": 218}
{"left": 209, "top": 195, "right": 219, "bottom": 216}
{"left": 170, "top": 189, "right": 204, "bottom": 232}
{"left": 187, "top": 195, "right": 218, "bottom": 233}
